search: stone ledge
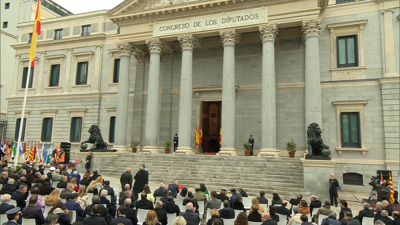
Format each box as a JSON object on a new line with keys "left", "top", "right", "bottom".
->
{"left": 301, "top": 158, "right": 336, "bottom": 167}
{"left": 335, "top": 147, "right": 368, "bottom": 156}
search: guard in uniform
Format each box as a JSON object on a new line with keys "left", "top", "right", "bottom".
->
{"left": 173, "top": 134, "right": 179, "bottom": 152}
{"left": 329, "top": 173, "right": 339, "bottom": 207}
{"left": 3, "top": 207, "right": 21, "bottom": 225}
{"left": 248, "top": 135, "right": 255, "bottom": 156}
{"left": 85, "top": 151, "right": 92, "bottom": 171}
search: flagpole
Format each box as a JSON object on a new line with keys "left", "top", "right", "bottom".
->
{"left": 14, "top": 63, "right": 32, "bottom": 167}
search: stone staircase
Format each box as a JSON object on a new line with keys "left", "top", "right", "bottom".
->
{"left": 99, "top": 153, "right": 310, "bottom": 199}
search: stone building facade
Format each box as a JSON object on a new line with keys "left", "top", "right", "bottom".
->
{"left": 6, "top": 0, "right": 400, "bottom": 191}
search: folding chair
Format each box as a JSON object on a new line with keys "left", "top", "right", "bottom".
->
{"left": 362, "top": 217, "right": 374, "bottom": 225}
{"left": 311, "top": 207, "right": 320, "bottom": 216}
{"left": 242, "top": 197, "right": 252, "bottom": 209}
{"left": 224, "top": 219, "right": 235, "bottom": 225}
{"left": 277, "top": 213, "right": 288, "bottom": 225}
{"left": 137, "top": 209, "right": 150, "bottom": 224}
{"left": 21, "top": 218, "right": 36, "bottom": 225}
{"left": 68, "top": 210, "right": 77, "bottom": 223}
{"left": 9, "top": 200, "right": 17, "bottom": 207}
{"left": 249, "top": 222, "right": 261, "bottom": 225}
{"left": 318, "top": 215, "right": 328, "bottom": 225}
{"left": 167, "top": 213, "right": 177, "bottom": 225}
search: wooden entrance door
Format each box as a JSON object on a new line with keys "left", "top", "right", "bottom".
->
{"left": 202, "top": 101, "right": 221, "bottom": 153}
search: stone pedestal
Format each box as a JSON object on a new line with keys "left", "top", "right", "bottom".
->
{"left": 301, "top": 158, "right": 336, "bottom": 201}
{"left": 74, "top": 152, "right": 123, "bottom": 173}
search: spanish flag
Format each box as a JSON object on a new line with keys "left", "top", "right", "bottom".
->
{"left": 219, "top": 128, "right": 222, "bottom": 145}
{"left": 29, "top": 0, "right": 41, "bottom": 68}
{"left": 194, "top": 126, "right": 199, "bottom": 146}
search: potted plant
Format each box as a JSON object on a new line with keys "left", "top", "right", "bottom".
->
{"left": 130, "top": 140, "right": 139, "bottom": 153}
{"left": 286, "top": 139, "right": 297, "bottom": 158}
{"left": 164, "top": 141, "right": 172, "bottom": 154}
{"left": 243, "top": 143, "right": 251, "bottom": 156}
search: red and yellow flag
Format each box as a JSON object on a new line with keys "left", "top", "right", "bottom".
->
{"left": 194, "top": 126, "right": 199, "bottom": 146}
{"left": 389, "top": 172, "right": 395, "bottom": 204}
{"left": 199, "top": 127, "right": 203, "bottom": 144}
{"left": 29, "top": 0, "right": 41, "bottom": 68}
{"left": 219, "top": 128, "right": 222, "bottom": 145}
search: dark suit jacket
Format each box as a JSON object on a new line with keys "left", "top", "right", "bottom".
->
{"left": 60, "top": 189, "right": 73, "bottom": 199}
{"left": 155, "top": 208, "right": 168, "bottom": 225}
{"left": 240, "top": 190, "right": 248, "bottom": 197}
{"left": 126, "top": 206, "right": 138, "bottom": 225}
{"left": 22, "top": 206, "right": 46, "bottom": 225}
{"left": 120, "top": 172, "right": 132, "bottom": 189}
{"left": 393, "top": 218, "right": 400, "bottom": 225}
{"left": 101, "top": 186, "right": 115, "bottom": 197}
{"left": 207, "top": 216, "right": 224, "bottom": 225}
{"left": 83, "top": 204, "right": 110, "bottom": 225}
{"left": 57, "top": 181, "right": 67, "bottom": 188}
{"left": 248, "top": 211, "right": 262, "bottom": 222}
{"left": 310, "top": 200, "right": 322, "bottom": 215}
{"left": 180, "top": 210, "right": 200, "bottom": 225}
{"left": 377, "top": 217, "right": 394, "bottom": 225}
{"left": 289, "top": 198, "right": 301, "bottom": 211}
{"left": 217, "top": 194, "right": 230, "bottom": 202}
{"left": 162, "top": 202, "right": 181, "bottom": 216}
{"left": 100, "top": 196, "right": 116, "bottom": 217}
{"left": 0, "top": 203, "right": 15, "bottom": 214}
{"left": 354, "top": 208, "right": 374, "bottom": 222}
{"left": 83, "top": 214, "right": 108, "bottom": 225}
{"left": 160, "top": 196, "right": 168, "bottom": 204}
{"left": 39, "top": 184, "right": 55, "bottom": 196}
{"left": 154, "top": 187, "right": 167, "bottom": 197}
{"left": 11, "top": 191, "right": 26, "bottom": 209}
{"left": 385, "top": 206, "right": 394, "bottom": 216}
{"left": 168, "top": 184, "right": 180, "bottom": 198}
{"left": 111, "top": 216, "right": 133, "bottom": 225}
{"left": 276, "top": 206, "right": 291, "bottom": 217}
{"left": 219, "top": 207, "right": 235, "bottom": 219}
{"left": 136, "top": 199, "right": 154, "bottom": 210}
{"left": 0, "top": 184, "right": 17, "bottom": 195}
{"left": 64, "top": 199, "right": 84, "bottom": 221}
{"left": 256, "top": 197, "right": 268, "bottom": 205}
{"left": 133, "top": 170, "right": 148, "bottom": 193}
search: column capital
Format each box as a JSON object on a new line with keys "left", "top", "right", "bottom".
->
{"left": 117, "top": 42, "right": 134, "bottom": 56}
{"left": 146, "top": 38, "right": 163, "bottom": 54}
{"left": 219, "top": 29, "right": 238, "bottom": 46}
{"left": 134, "top": 51, "right": 146, "bottom": 65}
{"left": 302, "top": 18, "right": 322, "bottom": 38}
{"left": 259, "top": 24, "right": 278, "bottom": 42}
{"left": 178, "top": 34, "right": 196, "bottom": 50}
{"left": 162, "top": 49, "right": 174, "bottom": 61}
{"left": 381, "top": 8, "right": 395, "bottom": 13}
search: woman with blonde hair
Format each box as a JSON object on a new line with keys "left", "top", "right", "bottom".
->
{"left": 143, "top": 210, "right": 161, "bottom": 225}
{"left": 207, "top": 208, "right": 224, "bottom": 225}
{"left": 249, "top": 198, "right": 265, "bottom": 213}
{"left": 45, "top": 189, "right": 61, "bottom": 206}
{"left": 77, "top": 186, "right": 89, "bottom": 208}
{"left": 86, "top": 180, "right": 99, "bottom": 195}
{"left": 0, "top": 171, "right": 8, "bottom": 185}
{"left": 95, "top": 176, "right": 104, "bottom": 190}
{"left": 174, "top": 216, "right": 187, "bottom": 225}
{"left": 69, "top": 178, "right": 79, "bottom": 192}
{"left": 139, "top": 185, "right": 155, "bottom": 203}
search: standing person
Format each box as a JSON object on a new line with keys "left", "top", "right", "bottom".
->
{"left": 329, "top": 174, "right": 339, "bottom": 207}
{"left": 133, "top": 164, "right": 148, "bottom": 200}
{"left": 248, "top": 135, "right": 254, "bottom": 156}
{"left": 381, "top": 180, "right": 391, "bottom": 201}
{"left": 120, "top": 168, "right": 133, "bottom": 191}
{"left": 85, "top": 152, "right": 92, "bottom": 171}
{"left": 58, "top": 149, "right": 65, "bottom": 167}
{"left": 2, "top": 146, "right": 10, "bottom": 167}
{"left": 173, "top": 134, "right": 179, "bottom": 152}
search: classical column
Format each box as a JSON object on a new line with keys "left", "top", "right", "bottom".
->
{"left": 176, "top": 34, "right": 196, "bottom": 155}
{"left": 92, "top": 45, "right": 102, "bottom": 93}
{"left": 302, "top": 18, "right": 323, "bottom": 129}
{"left": 143, "top": 38, "right": 163, "bottom": 153}
{"left": 382, "top": 9, "right": 398, "bottom": 77}
{"left": 63, "top": 49, "right": 72, "bottom": 94}
{"left": 11, "top": 54, "right": 20, "bottom": 97}
{"left": 258, "top": 24, "right": 280, "bottom": 157}
{"left": 219, "top": 29, "right": 237, "bottom": 156}
{"left": 35, "top": 52, "right": 45, "bottom": 95}
{"left": 113, "top": 42, "right": 133, "bottom": 152}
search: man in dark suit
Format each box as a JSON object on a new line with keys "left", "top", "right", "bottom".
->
{"left": 329, "top": 174, "right": 339, "bottom": 207}
{"left": 31, "top": 172, "right": 41, "bottom": 184}
{"left": 133, "top": 165, "right": 148, "bottom": 200}
{"left": 119, "top": 184, "right": 131, "bottom": 198}
{"left": 289, "top": 194, "right": 302, "bottom": 212}
{"left": 276, "top": 200, "right": 291, "bottom": 219}
{"left": 354, "top": 203, "right": 374, "bottom": 222}
{"left": 248, "top": 135, "right": 254, "bottom": 156}
{"left": 180, "top": 202, "right": 200, "bottom": 225}
{"left": 24, "top": 168, "right": 34, "bottom": 188}
{"left": 111, "top": 205, "right": 133, "bottom": 225}
{"left": 237, "top": 187, "right": 248, "bottom": 197}
{"left": 118, "top": 190, "right": 136, "bottom": 207}
{"left": 154, "top": 183, "right": 167, "bottom": 197}
{"left": 0, "top": 179, "right": 17, "bottom": 195}
{"left": 0, "top": 194, "right": 15, "bottom": 214}
{"left": 100, "top": 180, "right": 115, "bottom": 197}
{"left": 173, "top": 134, "right": 179, "bottom": 152}
{"left": 22, "top": 161, "right": 30, "bottom": 170}
{"left": 374, "top": 202, "right": 384, "bottom": 223}
{"left": 90, "top": 170, "right": 101, "bottom": 181}
{"left": 120, "top": 168, "right": 133, "bottom": 191}
{"left": 162, "top": 196, "right": 180, "bottom": 216}
{"left": 392, "top": 211, "right": 400, "bottom": 225}
{"left": 160, "top": 189, "right": 169, "bottom": 204}
{"left": 21, "top": 196, "right": 45, "bottom": 224}
{"left": 168, "top": 180, "right": 180, "bottom": 198}
{"left": 39, "top": 178, "right": 54, "bottom": 196}
{"left": 310, "top": 195, "right": 321, "bottom": 215}
{"left": 123, "top": 198, "right": 138, "bottom": 224}
{"left": 217, "top": 188, "right": 230, "bottom": 202}
{"left": 82, "top": 195, "right": 110, "bottom": 225}
{"left": 154, "top": 201, "right": 167, "bottom": 225}
{"left": 64, "top": 193, "right": 84, "bottom": 222}
{"left": 60, "top": 184, "right": 74, "bottom": 199}
{"left": 219, "top": 200, "right": 235, "bottom": 219}
{"left": 383, "top": 200, "right": 393, "bottom": 216}
{"left": 11, "top": 185, "right": 27, "bottom": 209}
{"left": 83, "top": 204, "right": 108, "bottom": 225}
{"left": 136, "top": 193, "right": 154, "bottom": 210}
{"left": 57, "top": 176, "right": 68, "bottom": 188}
{"left": 377, "top": 210, "right": 394, "bottom": 225}
{"left": 257, "top": 191, "right": 269, "bottom": 205}
{"left": 100, "top": 189, "right": 116, "bottom": 218}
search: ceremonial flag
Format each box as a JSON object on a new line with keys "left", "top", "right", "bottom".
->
{"left": 381, "top": 171, "right": 384, "bottom": 185}
{"left": 29, "top": 141, "right": 34, "bottom": 161}
{"left": 35, "top": 142, "right": 40, "bottom": 162}
{"left": 18, "top": 144, "right": 22, "bottom": 162}
{"left": 219, "top": 128, "right": 222, "bottom": 145}
{"left": 47, "top": 143, "right": 53, "bottom": 164}
{"left": 200, "top": 127, "right": 203, "bottom": 144}
{"left": 389, "top": 172, "right": 395, "bottom": 204}
{"left": 11, "top": 141, "right": 16, "bottom": 159}
{"left": 22, "top": 141, "right": 26, "bottom": 160}
{"left": 42, "top": 143, "right": 47, "bottom": 163}
{"left": 29, "top": 0, "right": 41, "bottom": 68}
{"left": 25, "top": 141, "right": 30, "bottom": 160}
{"left": 54, "top": 143, "right": 58, "bottom": 163}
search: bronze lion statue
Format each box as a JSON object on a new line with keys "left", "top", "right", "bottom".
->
{"left": 81, "top": 125, "right": 108, "bottom": 151}
{"left": 307, "top": 123, "right": 331, "bottom": 157}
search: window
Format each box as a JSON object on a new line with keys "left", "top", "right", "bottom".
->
{"left": 14, "top": 118, "right": 26, "bottom": 141}
{"left": 117, "top": 26, "right": 120, "bottom": 34}
{"left": 109, "top": 116, "right": 116, "bottom": 143}
{"left": 343, "top": 173, "right": 363, "bottom": 186}
{"left": 2, "top": 21, "right": 8, "bottom": 28}
{"left": 49, "top": 64, "right": 60, "bottom": 87}
{"left": 41, "top": 118, "right": 53, "bottom": 142}
{"left": 54, "top": 29, "right": 63, "bottom": 40}
{"left": 4, "top": 2, "right": 10, "bottom": 9}
{"left": 21, "top": 67, "right": 34, "bottom": 88}
{"left": 76, "top": 62, "right": 88, "bottom": 85}
{"left": 336, "top": 0, "right": 354, "bottom": 4}
{"left": 70, "top": 117, "right": 82, "bottom": 142}
{"left": 341, "top": 112, "right": 361, "bottom": 148}
{"left": 337, "top": 35, "right": 358, "bottom": 68}
{"left": 82, "top": 25, "right": 91, "bottom": 36}
{"left": 28, "top": 33, "right": 32, "bottom": 43}
{"left": 113, "top": 59, "right": 120, "bottom": 83}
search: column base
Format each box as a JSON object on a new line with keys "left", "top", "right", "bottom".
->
{"left": 113, "top": 145, "right": 129, "bottom": 153}
{"left": 142, "top": 146, "right": 164, "bottom": 154}
{"left": 219, "top": 147, "right": 237, "bottom": 156}
{"left": 176, "top": 147, "right": 194, "bottom": 155}
{"left": 258, "top": 148, "right": 280, "bottom": 157}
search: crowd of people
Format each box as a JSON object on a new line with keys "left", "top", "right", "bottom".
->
{"left": 0, "top": 161, "right": 399, "bottom": 225}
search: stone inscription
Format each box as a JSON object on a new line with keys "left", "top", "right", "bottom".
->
{"left": 153, "top": 8, "right": 268, "bottom": 36}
